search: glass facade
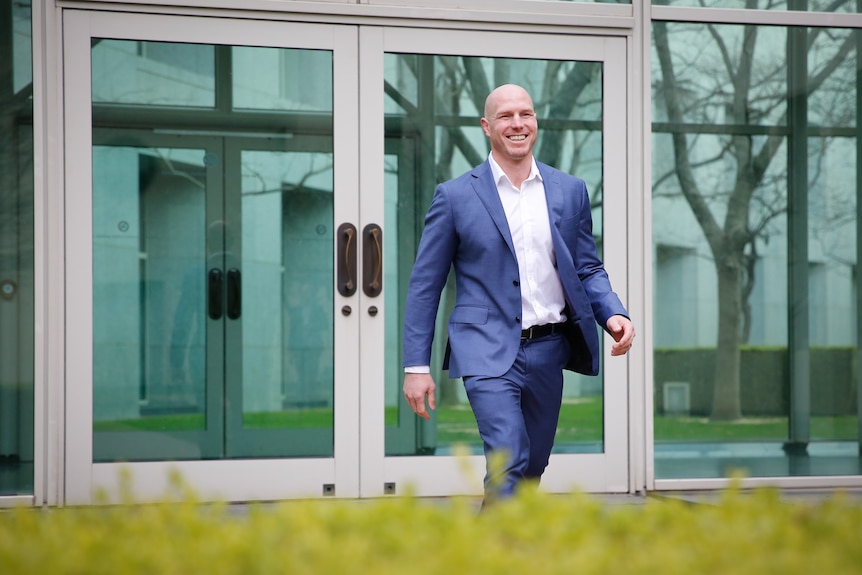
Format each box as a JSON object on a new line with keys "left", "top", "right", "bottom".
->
{"left": 652, "top": 20, "right": 861, "bottom": 478}
{"left": 7, "top": 0, "right": 862, "bottom": 504}
{"left": 0, "top": 0, "right": 34, "bottom": 496}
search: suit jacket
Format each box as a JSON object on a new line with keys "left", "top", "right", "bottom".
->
{"left": 403, "top": 159, "right": 628, "bottom": 378}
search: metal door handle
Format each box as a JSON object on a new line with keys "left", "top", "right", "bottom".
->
{"left": 208, "top": 269, "right": 223, "bottom": 319}
{"left": 337, "top": 223, "right": 357, "bottom": 297}
{"left": 363, "top": 224, "right": 382, "bottom": 297}
{"left": 227, "top": 268, "right": 241, "bottom": 320}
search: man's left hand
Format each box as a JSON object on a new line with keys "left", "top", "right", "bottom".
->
{"left": 607, "top": 315, "right": 635, "bottom": 356}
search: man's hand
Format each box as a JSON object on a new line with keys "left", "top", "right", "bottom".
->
{"left": 403, "top": 373, "right": 437, "bottom": 420}
{"left": 607, "top": 315, "right": 635, "bottom": 356}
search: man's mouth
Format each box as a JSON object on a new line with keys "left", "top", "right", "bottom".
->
{"left": 508, "top": 135, "right": 527, "bottom": 141}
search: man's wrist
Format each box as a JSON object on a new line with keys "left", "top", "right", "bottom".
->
{"left": 404, "top": 365, "right": 431, "bottom": 374}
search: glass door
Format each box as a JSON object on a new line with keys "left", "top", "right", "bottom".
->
{"left": 65, "top": 11, "right": 360, "bottom": 503}
{"left": 359, "top": 27, "right": 631, "bottom": 497}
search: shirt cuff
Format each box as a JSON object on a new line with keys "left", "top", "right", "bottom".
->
{"left": 404, "top": 365, "right": 431, "bottom": 374}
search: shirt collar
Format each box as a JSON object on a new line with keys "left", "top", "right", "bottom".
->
{"left": 488, "top": 152, "right": 542, "bottom": 188}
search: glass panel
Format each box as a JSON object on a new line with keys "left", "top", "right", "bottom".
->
{"left": 236, "top": 148, "right": 334, "bottom": 458}
{"left": 91, "top": 40, "right": 336, "bottom": 461}
{"left": 233, "top": 47, "right": 333, "bottom": 112}
{"left": 384, "top": 54, "right": 605, "bottom": 456}
{"left": 92, "top": 145, "right": 213, "bottom": 462}
{"left": 654, "top": 0, "right": 858, "bottom": 12}
{"left": 652, "top": 21, "right": 861, "bottom": 478}
{"left": 92, "top": 40, "right": 215, "bottom": 107}
{"left": 0, "top": 0, "right": 34, "bottom": 495}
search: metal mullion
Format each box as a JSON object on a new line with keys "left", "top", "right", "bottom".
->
{"left": 92, "top": 106, "right": 335, "bottom": 135}
{"left": 215, "top": 44, "right": 232, "bottom": 114}
{"left": 786, "top": 4, "right": 811, "bottom": 457}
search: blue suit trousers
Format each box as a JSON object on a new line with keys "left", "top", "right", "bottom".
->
{"left": 463, "top": 331, "right": 570, "bottom": 500}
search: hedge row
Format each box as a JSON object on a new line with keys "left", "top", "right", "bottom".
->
{"left": 2, "top": 479, "right": 860, "bottom": 574}
{"left": 655, "top": 346, "right": 857, "bottom": 416}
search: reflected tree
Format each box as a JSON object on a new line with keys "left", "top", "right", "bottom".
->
{"left": 653, "top": 12, "right": 855, "bottom": 420}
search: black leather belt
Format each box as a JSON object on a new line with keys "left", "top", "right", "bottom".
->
{"left": 521, "top": 323, "right": 565, "bottom": 340}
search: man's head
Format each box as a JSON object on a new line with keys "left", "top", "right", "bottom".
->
{"left": 481, "top": 84, "right": 537, "bottom": 167}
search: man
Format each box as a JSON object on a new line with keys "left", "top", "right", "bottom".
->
{"left": 402, "top": 84, "right": 634, "bottom": 501}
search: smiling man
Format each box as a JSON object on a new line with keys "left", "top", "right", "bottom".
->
{"left": 402, "top": 84, "right": 634, "bottom": 504}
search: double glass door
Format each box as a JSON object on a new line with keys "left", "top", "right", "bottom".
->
{"left": 64, "top": 10, "right": 630, "bottom": 503}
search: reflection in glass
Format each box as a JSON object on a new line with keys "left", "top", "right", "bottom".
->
{"left": 239, "top": 150, "right": 334, "bottom": 450}
{"left": 652, "top": 21, "right": 860, "bottom": 478}
{"left": 92, "top": 146, "right": 209, "bottom": 461}
{"left": 0, "top": 0, "right": 34, "bottom": 495}
{"left": 384, "top": 54, "right": 606, "bottom": 456}
{"left": 91, "top": 40, "right": 336, "bottom": 461}
{"left": 92, "top": 40, "right": 215, "bottom": 107}
{"left": 233, "top": 47, "right": 333, "bottom": 112}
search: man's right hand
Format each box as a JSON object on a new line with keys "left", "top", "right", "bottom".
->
{"left": 403, "top": 372, "right": 437, "bottom": 420}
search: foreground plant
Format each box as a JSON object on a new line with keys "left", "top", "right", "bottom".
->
{"left": 1, "top": 474, "right": 860, "bottom": 575}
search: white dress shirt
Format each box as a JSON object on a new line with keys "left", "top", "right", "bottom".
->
{"left": 488, "top": 153, "right": 566, "bottom": 329}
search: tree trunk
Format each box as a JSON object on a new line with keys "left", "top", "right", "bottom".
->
{"left": 710, "top": 253, "right": 744, "bottom": 420}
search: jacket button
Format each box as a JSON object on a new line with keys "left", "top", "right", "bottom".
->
{"left": 515, "top": 316, "right": 520, "bottom": 323}
{"left": 513, "top": 280, "right": 519, "bottom": 286}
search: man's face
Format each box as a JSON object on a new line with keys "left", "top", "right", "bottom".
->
{"left": 481, "top": 86, "right": 538, "bottom": 164}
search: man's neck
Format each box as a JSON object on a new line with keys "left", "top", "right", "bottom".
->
{"left": 491, "top": 152, "right": 533, "bottom": 189}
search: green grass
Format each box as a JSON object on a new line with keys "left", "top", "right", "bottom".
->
{"left": 434, "top": 398, "right": 604, "bottom": 446}
{"left": 654, "top": 413, "right": 859, "bottom": 442}
{"left": 94, "top": 397, "right": 858, "bottom": 445}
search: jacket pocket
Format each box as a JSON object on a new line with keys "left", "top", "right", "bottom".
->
{"left": 449, "top": 305, "right": 488, "bottom": 324}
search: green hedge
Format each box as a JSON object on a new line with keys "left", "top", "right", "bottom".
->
{"left": 2, "top": 479, "right": 861, "bottom": 574}
{"left": 655, "top": 346, "right": 858, "bottom": 417}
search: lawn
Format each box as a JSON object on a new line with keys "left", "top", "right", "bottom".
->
{"left": 94, "top": 395, "right": 858, "bottom": 446}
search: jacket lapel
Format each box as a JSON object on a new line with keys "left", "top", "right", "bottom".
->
{"left": 470, "top": 161, "right": 517, "bottom": 258}
{"left": 538, "top": 162, "right": 564, "bottom": 229}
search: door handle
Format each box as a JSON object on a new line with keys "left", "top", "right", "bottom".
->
{"left": 363, "top": 223, "right": 382, "bottom": 297}
{"left": 337, "top": 223, "right": 357, "bottom": 297}
{"left": 227, "top": 268, "right": 241, "bottom": 320}
{"left": 208, "top": 269, "right": 223, "bottom": 320}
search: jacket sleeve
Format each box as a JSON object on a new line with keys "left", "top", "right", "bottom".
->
{"left": 571, "top": 180, "right": 629, "bottom": 329}
{"left": 402, "top": 183, "right": 459, "bottom": 368}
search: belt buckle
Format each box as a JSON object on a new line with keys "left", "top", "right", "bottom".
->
{"left": 524, "top": 326, "right": 535, "bottom": 339}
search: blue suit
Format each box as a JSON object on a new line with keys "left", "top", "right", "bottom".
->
{"left": 403, "top": 159, "right": 628, "bottom": 497}
{"left": 403, "top": 159, "right": 627, "bottom": 376}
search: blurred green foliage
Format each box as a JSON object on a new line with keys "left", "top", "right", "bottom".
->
{"left": 1, "top": 473, "right": 860, "bottom": 575}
